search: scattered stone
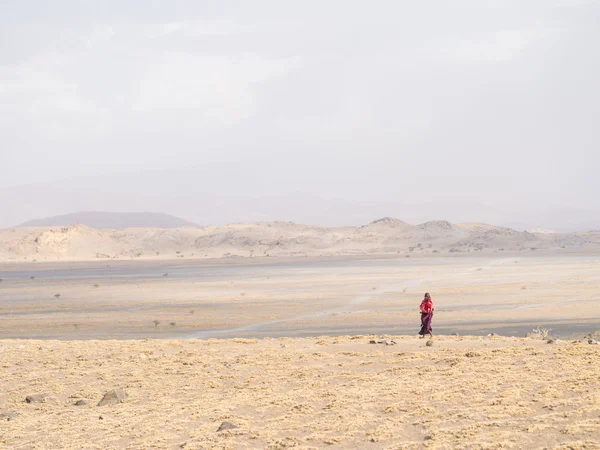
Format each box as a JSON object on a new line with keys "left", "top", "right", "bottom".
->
{"left": 99, "top": 415, "right": 104, "bottom": 420}
{"left": 426, "top": 340, "right": 434, "bottom": 347}
{"left": 547, "top": 339, "right": 556, "bottom": 344}
{"left": 0, "top": 411, "right": 18, "bottom": 421}
{"left": 589, "top": 339, "right": 599, "bottom": 345}
{"left": 487, "top": 333, "right": 496, "bottom": 337}
{"left": 97, "top": 388, "right": 127, "bottom": 407}
{"left": 451, "top": 333, "right": 459, "bottom": 336}
{"left": 217, "top": 421, "right": 237, "bottom": 432}
{"left": 74, "top": 400, "right": 88, "bottom": 406}
{"left": 465, "top": 352, "right": 480, "bottom": 358}
{"left": 369, "top": 339, "right": 396, "bottom": 345}
{"left": 25, "top": 393, "right": 48, "bottom": 404}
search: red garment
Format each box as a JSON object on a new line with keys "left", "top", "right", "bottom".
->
{"left": 420, "top": 298, "right": 433, "bottom": 314}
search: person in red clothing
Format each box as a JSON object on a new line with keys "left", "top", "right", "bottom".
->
{"left": 419, "top": 292, "right": 434, "bottom": 338}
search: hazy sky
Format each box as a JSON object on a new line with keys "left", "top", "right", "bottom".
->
{"left": 1, "top": 0, "right": 599, "bottom": 227}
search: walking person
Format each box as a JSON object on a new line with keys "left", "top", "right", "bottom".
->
{"left": 419, "top": 293, "right": 434, "bottom": 338}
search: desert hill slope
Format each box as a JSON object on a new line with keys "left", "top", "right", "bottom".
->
{"left": 18, "top": 211, "right": 198, "bottom": 229}
{"left": 1, "top": 217, "right": 599, "bottom": 261}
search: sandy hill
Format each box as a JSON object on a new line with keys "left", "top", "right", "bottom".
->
{"left": 1, "top": 218, "right": 599, "bottom": 262}
{"left": 17, "top": 211, "right": 198, "bottom": 229}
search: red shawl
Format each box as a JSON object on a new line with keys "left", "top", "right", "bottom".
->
{"left": 420, "top": 297, "right": 433, "bottom": 314}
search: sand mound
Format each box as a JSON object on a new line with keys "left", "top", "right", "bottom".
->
{"left": 1, "top": 219, "right": 599, "bottom": 261}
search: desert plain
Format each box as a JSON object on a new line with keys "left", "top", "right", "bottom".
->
{"left": 1, "top": 221, "right": 600, "bottom": 448}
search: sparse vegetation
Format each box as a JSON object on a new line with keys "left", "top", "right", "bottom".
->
{"left": 528, "top": 326, "right": 552, "bottom": 340}
{"left": 54, "top": 294, "right": 61, "bottom": 298}
{"left": 240, "top": 292, "right": 246, "bottom": 297}
{"left": 189, "top": 310, "right": 195, "bottom": 315}
{"left": 521, "top": 286, "right": 527, "bottom": 290}
{"left": 153, "top": 320, "right": 160, "bottom": 328}
{"left": 93, "top": 284, "right": 100, "bottom": 288}
{"left": 72, "top": 323, "right": 79, "bottom": 330}
{"left": 169, "top": 322, "right": 176, "bottom": 327}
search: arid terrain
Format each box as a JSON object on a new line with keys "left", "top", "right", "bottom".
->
{"left": 1, "top": 255, "right": 599, "bottom": 340}
{"left": 2, "top": 221, "right": 600, "bottom": 449}
{"left": 1, "top": 335, "right": 600, "bottom": 449}
{"left": 1, "top": 218, "right": 600, "bottom": 262}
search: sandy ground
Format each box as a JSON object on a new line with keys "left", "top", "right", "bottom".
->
{"left": 1, "top": 335, "right": 600, "bottom": 449}
{"left": 1, "top": 255, "right": 600, "bottom": 339}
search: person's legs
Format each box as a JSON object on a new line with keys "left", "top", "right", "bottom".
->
{"left": 421, "top": 313, "right": 433, "bottom": 338}
{"left": 427, "top": 314, "right": 433, "bottom": 338}
{"left": 419, "top": 313, "right": 427, "bottom": 337}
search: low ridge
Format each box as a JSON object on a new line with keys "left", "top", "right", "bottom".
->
{"left": 18, "top": 211, "right": 199, "bottom": 230}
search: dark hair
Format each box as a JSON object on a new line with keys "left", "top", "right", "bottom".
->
{"left": 424, "top": 293, "right": 430, "bottom": 299}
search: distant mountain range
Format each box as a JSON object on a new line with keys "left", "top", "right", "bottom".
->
{"left": 2, "top": 217, "right": 599, "bottom": 262}
{"left": 2, "top": 171, "right": 600, "bottom": 232}
{"left": 18, "top": 212, "right": 199, "bottom": 229}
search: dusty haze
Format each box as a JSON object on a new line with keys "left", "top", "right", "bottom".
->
{"left": 1, "top": 1, "right": 599, "bottom": 230}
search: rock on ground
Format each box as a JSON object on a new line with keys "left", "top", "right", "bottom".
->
{"left": 25, "top": 394, "right": 48, "bottom": 403}
{"left": 217, "top": 421, "right": 237, "bottom": 432}
{"left": 0, "top": 411, "right": 18, "bottom": 421}
{"left": 97, "top": 388, "right": 127, "bottom": 407}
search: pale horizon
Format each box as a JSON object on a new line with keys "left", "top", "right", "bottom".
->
{"left": 1, "top": 0, "right": 598, "bottom": 231}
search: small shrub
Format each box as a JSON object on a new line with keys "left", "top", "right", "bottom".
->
{"left": 189, "top": 310, "right": 195, "bottom": 315}
{"left": 527, "top": 326, "right": 552, "bottom": 340}
{"left": 169, "top": 322, "right": 176, "bottom": 327}
{"left": 153, "top": 320, "right": 160, "bottom": 328}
